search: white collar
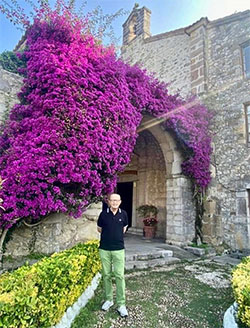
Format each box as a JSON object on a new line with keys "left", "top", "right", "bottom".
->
{"left": 107, "top": 208, "right": 121, "bottom": 213}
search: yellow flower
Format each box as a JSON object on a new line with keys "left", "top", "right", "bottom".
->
{"left": 0, "top": 292, "right": 15, "bottom": 305}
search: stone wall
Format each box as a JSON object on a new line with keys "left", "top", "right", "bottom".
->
{"left": 185, "top": 18, "right": 209, "bottom": 95}
{"left": 203, "top": 11, "right": 250, "bottom": 249}
{"left": 0, "top": 67, "right": 23, "bottom": 122}
{"left": 5, "top": 203, "right": 102, "bottom": 257}
{"left": 121, "top": 32, "right": 191, "bottom": 98}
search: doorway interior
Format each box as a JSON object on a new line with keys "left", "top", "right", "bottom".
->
{"left": 117, "top": 182, "right": 133, "bottom": 228}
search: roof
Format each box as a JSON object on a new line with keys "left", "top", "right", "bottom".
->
{"left": 124, "top": 8, "right": 250, "bottom": 45}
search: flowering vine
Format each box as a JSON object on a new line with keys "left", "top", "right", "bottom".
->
{"left": 0, "top": 8, "right": 212, "bottom": 230}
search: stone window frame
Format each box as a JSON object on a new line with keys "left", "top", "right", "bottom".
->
{"left": 246, "top": 188, "right": 250, "bottom": 217}
{"left": 236, "top": 190, "right": 248, "bottom": 217}
{"left": 241, "top": 40, "right": 250, "bottom": 79}
{"left": 244, "top": 102, "right": 250, "bottom": 146}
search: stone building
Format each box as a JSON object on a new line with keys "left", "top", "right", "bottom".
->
{"left": 120, "top": 5, "right": 250, "bottom": 250}
{"left": 0, "top": 5, "right": 250, "bottom": 256}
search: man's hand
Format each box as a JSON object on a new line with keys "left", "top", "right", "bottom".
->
{"left": 97, "top": 226, "right": 102, "bottom": 233}
{"left": 123, "top": 225, "right": 128, "bottom": 233}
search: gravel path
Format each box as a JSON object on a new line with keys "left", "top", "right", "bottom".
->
{"left": 72, "top": 259, "right": 234, "bottom": 328}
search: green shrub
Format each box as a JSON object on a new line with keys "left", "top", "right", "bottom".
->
{"left": 0, "top": 51, "right": 26, "bottom": 75}
{"left": 189, "top": 242, "right": 209, "bottom": 249}
{"left": 232, "top": 256, "right": 250, "bottom": 327}
{"left": 0, "top": 240, "right": 101, "bottom": 328}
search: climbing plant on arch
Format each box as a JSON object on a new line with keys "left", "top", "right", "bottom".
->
{"left": 0, "top": 7, "right": 212, "bottom": 242}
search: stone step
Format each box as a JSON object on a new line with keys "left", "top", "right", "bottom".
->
{"left": 127, "top": 227, "right": 143, "bottom": 235}
{"left": 184, "top": 246, "right": 217, "bottom": 257}
{"left": 125, "top": 250, "right": 173, "bottom": 262}
{"left": 125, "top": 248, "right": 179, "bottom": 270}
{"left": 125, "top": 257, "right": 180, "bottom": 270}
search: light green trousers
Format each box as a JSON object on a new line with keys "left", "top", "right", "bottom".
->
{"left": 99, "top": 249, "right": 126, "bottom": 306}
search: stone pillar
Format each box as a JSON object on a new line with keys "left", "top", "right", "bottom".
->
{"left": 185, "top": 18, "right": 209, "bottom": 95}
{"left": 122, "top": 4, "right": 151, "bottom": 45}
{"left": 166, "top": 175, "right": 195, "bottom": 246}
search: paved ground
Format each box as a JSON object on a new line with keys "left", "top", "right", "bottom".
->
{"left": 124, "top": 233, "right": 196, "bottom": 260}
{"left": 124, "top": 233, "right": 241, "bottom": 266}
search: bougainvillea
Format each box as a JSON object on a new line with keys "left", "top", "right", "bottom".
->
{"left": 164, "top": 99, "right": 212, "bottom": 189}
{"left": 0, "top": 8, "right": 212, "bottom": 229}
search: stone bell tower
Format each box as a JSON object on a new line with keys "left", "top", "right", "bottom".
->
{"left": 122, "top": 3, "right": 151, "bottom": 45}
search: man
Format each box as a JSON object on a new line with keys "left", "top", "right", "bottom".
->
{"left": 97, "top": 193, "right": 128, "bottom": 317}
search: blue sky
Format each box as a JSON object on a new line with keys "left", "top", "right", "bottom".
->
{"left": 0, "top": 0, "right": 250, "bottom": 53}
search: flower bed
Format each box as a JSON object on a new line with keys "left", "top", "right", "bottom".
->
{"left": 231, "top": 256, "right": 250, "bottom": 327}
{"left": 0, "top": 240, "right": 101, "bottom": 328}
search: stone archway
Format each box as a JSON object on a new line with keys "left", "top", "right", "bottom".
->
{"left": 119, "top": 129, "right": 167, "bottom": 238}
{"left": 119, "top": 115, "right": 196, "bottom": 245}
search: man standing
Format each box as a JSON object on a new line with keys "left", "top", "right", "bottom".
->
{"left": 97, "top": 193, "right": 128, "bottom": 317}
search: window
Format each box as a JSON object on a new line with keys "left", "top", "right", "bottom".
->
{"left": 242, "top": 42, "right": 250, "bottom": 78}
{"left": 245, "top": 104, "right": 250, "bottom": 145}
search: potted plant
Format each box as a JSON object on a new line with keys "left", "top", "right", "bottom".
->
{"left": 137, "top": 204, "right": 158, "bottom": 239}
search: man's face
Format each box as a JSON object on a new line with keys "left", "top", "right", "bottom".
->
{"left": 108, "top": 194, "right": 121, "bottom": 210}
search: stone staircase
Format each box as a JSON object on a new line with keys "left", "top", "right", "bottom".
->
{"left": 125, "top": 249, "right": 180, "bottom": 270}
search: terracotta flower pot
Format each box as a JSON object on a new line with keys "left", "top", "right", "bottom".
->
{"left": 143, "top": 225, "right": 156, "bottom": 239}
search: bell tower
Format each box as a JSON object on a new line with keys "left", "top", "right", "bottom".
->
{"left": 122, "top": 4, "right": 151, "bottom": 45}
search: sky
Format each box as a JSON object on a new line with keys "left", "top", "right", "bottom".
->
{"left": 0, "top": 0, "right": 250, "bottom": 53}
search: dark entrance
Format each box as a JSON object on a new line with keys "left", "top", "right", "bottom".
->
{"left": 117, "top": 182, "right": 133, "bottom": 228}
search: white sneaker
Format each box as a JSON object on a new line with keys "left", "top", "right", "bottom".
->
{"left": 117, "top": 305, "right": 128, "bottom": 317}
{"left": 101, "top": 300, "right": 114, "bottom": 311}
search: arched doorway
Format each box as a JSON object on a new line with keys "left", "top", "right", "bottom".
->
{"left": 118, "top": 115, "right": 196, "bottom": 244}
{"left": 118, "top": 129, "right": 166, "bottom": 238}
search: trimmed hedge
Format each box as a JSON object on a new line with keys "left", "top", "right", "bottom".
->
{"left": 0, "top": 240, "right": 101, "bottom": 328}
{"left": 232, "top": 256, "right": 250, "bottom": 327}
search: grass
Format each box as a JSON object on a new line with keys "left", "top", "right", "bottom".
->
{"left": 2, "top": 255, "right": 16, "bottom": 263}
{"left": 71, "top": 261, "right": 234, "bottom": 328}
{"left": 188, "top": 242, "right": 210, "bottom": 249}
{"left": 2, "top": 252, "right": 49, "bottom": 263}
{"left": 24, "top": 252, "right": 49, "bottom": 260}
{"left": 1, "top": 252, "right": 50, "bottom": 273}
